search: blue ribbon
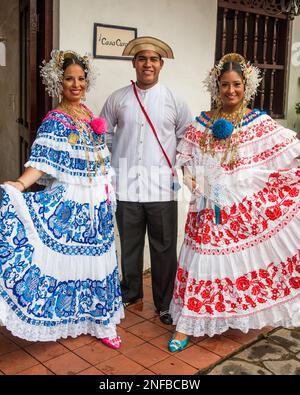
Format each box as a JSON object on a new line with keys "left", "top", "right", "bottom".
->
{"left": 172, "top": 180, "right": 181, "bottom": 191}
{"left": 214, "top": 205, "right": 221, "bottom": 225}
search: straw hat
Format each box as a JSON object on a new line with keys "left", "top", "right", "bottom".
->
{"left": 122, "top": 36, "right": 174, "bottom": 59}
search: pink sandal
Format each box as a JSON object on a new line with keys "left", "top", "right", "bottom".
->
{"left": 101, "top": 335, "right": 122, "bottom": 349}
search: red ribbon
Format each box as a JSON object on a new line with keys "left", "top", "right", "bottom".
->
{"left": 131, "top": 80, "right": 175, "bottom": 177}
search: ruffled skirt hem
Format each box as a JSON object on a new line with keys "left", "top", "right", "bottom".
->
{"left": 0, "top": 298, "right": 125, "bottom": 342}
{"left": 170, "top": 295, "right": 300, "bottom": 337}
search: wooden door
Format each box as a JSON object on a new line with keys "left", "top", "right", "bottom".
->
{"left": 19, "top": 0, "right": 37, "bottom": 175}
{"left": 18, "top": 0, "right": 53, "bottom": 175}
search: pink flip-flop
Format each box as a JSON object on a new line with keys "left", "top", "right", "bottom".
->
{"left": 101, "top": 335, "right": 122, "bottom": 349}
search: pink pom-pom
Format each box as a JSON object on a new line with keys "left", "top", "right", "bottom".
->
{"left": 90, "top": 117, "right": 107, "bottom": 134}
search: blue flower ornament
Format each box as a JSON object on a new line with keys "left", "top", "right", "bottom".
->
{"left": 212, "top": 118, "right": 234, "bottom": 139}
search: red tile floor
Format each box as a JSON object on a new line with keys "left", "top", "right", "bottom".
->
{"left": 0, "top": 273, "right": 272, "bottom": 375}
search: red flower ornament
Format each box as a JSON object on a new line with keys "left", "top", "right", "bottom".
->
{"left": 187, "top": 297, "right": 202, "bottom": 313}
{"left": 289, "top": 187, "right": 299, "bottom": 197}
{"left": 215, "top": 302, "right": 226, "bottom": 312}
{"left": 236, "top": 276, "right": 251, "bottom": 291}
{"left": 179, "top": 287, "right": 186, "bottom": 300}
{"left": 251, "top": 285, "right": 260, "bottom": 295}
{"left": 201, "top": 290, "right": 211, "bottom": 299}
{"left": 177, "top": 267, "right": 187, "bottom": 282}
{"left": 289, "top": 276, "right": 300, "bottom": 289}
{"left": 90, "top": 117, "right": 107, "bottom": 134}
{"left": 265, "top": 205, "right": 282, "bottom": 221}
{"left": 259, "top": 269, "right": 269, "bottom": 278}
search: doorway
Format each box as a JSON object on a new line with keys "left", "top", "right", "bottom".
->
{"left": 19, "top": 0, "right": 53, "bottom": 174}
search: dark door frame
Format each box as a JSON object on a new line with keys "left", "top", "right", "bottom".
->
{"left": 37, "top": 0, "right": 53, "bottom": 127}
{"left": 19, "top": 0, "right": 53, "bottom": 175}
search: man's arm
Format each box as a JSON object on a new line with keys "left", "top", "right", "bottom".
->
{"left": 100, "top": 95, "right": 118, "bottom": 152}
{"left": 175, "top": 98, "right": 193, "bottom": 142}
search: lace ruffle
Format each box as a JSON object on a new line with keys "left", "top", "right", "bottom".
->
{"left": 0, "top": 299, "right": 124, "bottom": 342}
{"left": 170, "top": 296, "right": 300, "bottom": 338}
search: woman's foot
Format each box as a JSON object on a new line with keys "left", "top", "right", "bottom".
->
{"left": 101, "top": 335, "right": 122, "bottom": 349}
{"left": 168, "top": 332, "right": 189, "bottom": 352}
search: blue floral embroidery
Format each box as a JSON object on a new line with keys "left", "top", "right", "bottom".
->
{"left": 28, "top": 113, "right": 110, "bottom": 181}
{"left": 29, "top": 144, "right": 110, "bottom": 178}
{"left": 20, "top": 185, "right": 115, "bottom": 255}
{"left": 48, "top": 201, "right": 76, "bottom": 240}
{"left": 0, "top": 188, "right": 122, "bottom": 327}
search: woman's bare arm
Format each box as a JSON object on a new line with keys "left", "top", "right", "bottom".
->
{"left": 4, "top": 167, "right": 45, "bottom": 192}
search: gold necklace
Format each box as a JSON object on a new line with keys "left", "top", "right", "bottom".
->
{"left": 199, "top": 105, "right": 246, "bottom": 168}
{"left": 57, "top": 102, "right": 107, "bottom": 182}
{"left": 219, "top": 109, "right": 240, "bottom": 122}
{"left": 58, "top": 102, "right": 92, "bottom": 145}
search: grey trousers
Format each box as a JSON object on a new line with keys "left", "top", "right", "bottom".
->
{"left": 116, "top": 200, "right": 178, "bottom": 312}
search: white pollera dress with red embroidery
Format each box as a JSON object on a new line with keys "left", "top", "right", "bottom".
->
{"left": 169, "top": 109, "right": 300, "bottom": 337}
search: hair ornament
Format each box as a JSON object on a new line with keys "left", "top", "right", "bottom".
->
{"left": 40, "top": 49, "right": 98, "bottom": 98}
{"left": 203, "top": 53, "right": 262, "bottom": 105}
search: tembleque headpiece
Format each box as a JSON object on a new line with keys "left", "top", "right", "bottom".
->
{"left": 122, "top": 36, "right": 174, "bottom": 59}
{"left": 40, "top": 49, "right": 97, "bottom": 98}
{"left": 203, "top": 53, "right": 262, "bottom": 105}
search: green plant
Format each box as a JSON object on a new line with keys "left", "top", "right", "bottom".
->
{"left": 295, "top": 103, "right": 300, "bottom": 114}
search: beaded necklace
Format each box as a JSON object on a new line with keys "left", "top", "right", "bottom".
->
{"left": 57, "top": 102, "right": 107, "bottom": 182}
{"left": 199, "top": 105, "right": 246, "bottom": 168}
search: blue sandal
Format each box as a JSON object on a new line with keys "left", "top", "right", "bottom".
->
{"left": 168, "top": 335, "right": 189, "bottom": 352}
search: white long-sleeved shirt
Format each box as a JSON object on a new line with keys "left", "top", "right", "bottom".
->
{"left": 100, "top": 82, "right": 192, "bottom": 202}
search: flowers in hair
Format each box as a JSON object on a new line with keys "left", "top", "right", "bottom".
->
{"left": 203, "top": 54, "right": 262, "bottom": 105}
{"left": 90, "top": 117, "right": 107, "bottom": 134}
{"left": 212, "top": 118, "right": 234, "bottom": 139}
{"left": 40, "top": 49, "right": 99, "bottom": 98}
{"left": 40, "top": 52, "right": 64, "bottom": 98}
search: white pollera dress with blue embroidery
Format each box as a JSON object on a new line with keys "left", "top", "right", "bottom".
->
{"left": 0, "top": 109, "right": 124, "bottom": 341}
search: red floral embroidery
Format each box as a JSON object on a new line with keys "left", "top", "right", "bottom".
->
{"left": 183, "top": 114, "right": 298, "bottom": 173}
{"left": 222, "top": 139, "right": 295, "bottom": 172}
{"left": 289, "top": 188, "right": 299, "bottom": 197}
{"left": 215, "top": 302, "right": 226, "bottom": 312}
{"left": 236, "top": 276, "right": 251, "bottom": 291}
{"left": 187, "top": 297, "right": 202, "bottom": 313}
{"left": 177, "top": 268, "right": 186, "bottom": 283}
{"left": 201, "top": 289, "right": 211, "bottom": 299}
{"left": 185, "top": 113, "right": 280, "bottom": 149}
{"left": 265, "top": 205, "right": 282, "bottom": 221}
{"left": 289, "top": 277, "right": 300, "bottom": 289}
{"left": 184, "top": 170, "right": 300, "bottom": 251}
{"left": 173, "top": 251, "right": 300, "bottom": 316}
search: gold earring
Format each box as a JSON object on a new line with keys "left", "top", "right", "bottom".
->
{"left": 215, "top": 96, "right": 222, "bottom": 109}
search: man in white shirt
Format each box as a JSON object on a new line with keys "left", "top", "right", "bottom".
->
{"left": 100, "top": 36, "right": 192, "bottom": 325}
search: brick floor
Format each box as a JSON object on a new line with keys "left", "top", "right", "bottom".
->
{"left": 0, "top": 273, "right": 273, "bottom": 375}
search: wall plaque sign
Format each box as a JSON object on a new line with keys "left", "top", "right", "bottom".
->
{"left": 93, "top": 23, "right": 137, "bottom": 60}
